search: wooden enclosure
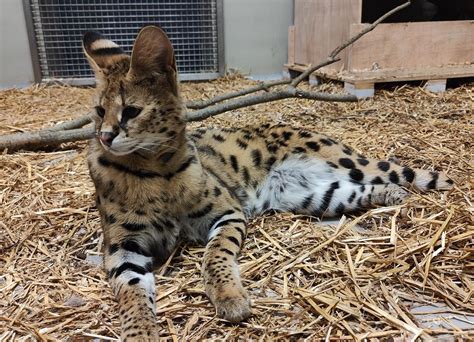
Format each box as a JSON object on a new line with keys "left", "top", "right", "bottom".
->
{"left": 286, "top": 0, "right": 474, "bottom": 98}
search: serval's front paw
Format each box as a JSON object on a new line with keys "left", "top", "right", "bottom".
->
{"left": 209, "top": 286, "right": 252, "bottom": 323}
{"left": 216, "top": 293, "right": 251, "bottom": 322}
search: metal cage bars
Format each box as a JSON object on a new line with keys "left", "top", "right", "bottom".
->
{"left": 23, "top": 0, "right": 224, "bottom": 84}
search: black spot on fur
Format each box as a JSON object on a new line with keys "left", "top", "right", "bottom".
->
{"left": 305, "top": 141, "right": 320, "bottom": 152}
{"left": 190, "top": 132, "right": 203, "bottom": 140}
{"left": 251, "top": 149, "right": 262, "bottom": 167}
{"left": 319, "top": 182, "right": 340, "bottom": 213}
{"left": 207, "top": 210, "right": 236, "bottom": 230}
{"left": 267, "top": 143, "right": 279, "bottom": 153}
{"left": 377, "top": 161, "right": 390, "bottom": 172}
{"left": 122, "top": 240, "right": 151, "bottom": 257}
{"left": 128, "top": 277, "right": 140, "bottom": 285}
{"left": 327, "top": 161, "right": 339, "bottom": 169}
{"left": 198, "top": 145, "right": 227, "bottom": 165}
{"left": 349, "top": 168, "right": 364, "bottom": 182}
{"left": 151, "top": 220, "right": 164, "bottom": 232}
{"left": 298, "top": 130, "right": 312, "bottom": 138}
{"left": 335, "top": 203, "right": 346, "bottom": 215}
{"left": 98, "top": 156, "right": 158, "bottom": 178}
{"left": 220, "top": 248, "right": 234, "bottom": 256}
{"left": 262, "top": 200, "right": 271, "bottom": 211}
{"left": 229, "top": 155, "right": 239, "bottom": 173}
{"left": 389, "top": 170, "right": 400, "bottom": 184}
{"left": 236, "top": 138, "right": 248, "bottom": 149}
{"left": 348, "top": 191, "right": 356, "bottom": 203}
{"left": 188, "top": 203, "right": 214, "bottom": 219}
{"left": 293, "top": 147, "right": 307, "bottom": 154}
{"left": 427, "top": 171, "right": 439, "bottom": 189}
{"left": 301, "top": 194, "right": 314, "bottom": 210}
{"left": 105, "top": 214, "right": 117, "bottom": 224}
{"left": 371, "top": 176, "right": 384, "bottom": 184}
{"left": 357, "top": 158, "right": 369, "bottom": 166}
{"left": 282, "top": 131, "right": 293, "bottom": 140}
{"left": 342, "top": 145, "right": 352, "bottom": 155}
{"left": 265, "top": 156, "right": 277, "bottom": 170}
{"left": 122, "top": 222, "right": 147, "bottom": 231}
{"left": 159, "top": 151, "right": 176, "bottom": 163}
{"left": 339, "top": 158, "right": 355, "bottom": 169}
{"left": 402, "top": 167, "right": 415, "bottom": 183}
{"left": 109, "top": 262, "right": 152, "bottom": 278}
{"left": 108, "top": 244, "right": 119, "bottom": 255}
{"left": 166, "top": 156, "right": 196, "bottom": 179}
{"left": 242, "top": 167, "right": 251, "bottom": 186}
{"left": 227, "top": 236, "right": 240, "bottom": 248}
{"left": 212, "top": 134, "right": 225, "bottom": 142}
{"left": 214, "top": 186, "right": 222, "bottom": 197}
{"left": 320, "top": 138, "right": 333, "bottom": 146}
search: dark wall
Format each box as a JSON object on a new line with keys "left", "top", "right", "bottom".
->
{"left": 362, "top": 0, "right": 474, "bottom": 23}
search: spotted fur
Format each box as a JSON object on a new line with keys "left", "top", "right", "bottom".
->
{"left": 83, "top": 26, "right": 453, "bottom": 340}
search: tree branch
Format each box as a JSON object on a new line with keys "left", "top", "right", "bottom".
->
{"left": 186, "top": 79, "right": 290, "bottom": 109}
{"left": 0, "top": 127, "right": 95, "bottom": 151}
{"left": 46, "top": 113, "right": 93, "bottom": 131}
{"left": 186, "top": 89, "right": 356, "bottom": 122}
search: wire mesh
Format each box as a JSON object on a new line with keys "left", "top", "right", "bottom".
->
{"left": 28, "top": 0, "right": 220, "bottom": 81}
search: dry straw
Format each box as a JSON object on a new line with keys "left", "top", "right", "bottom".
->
{"left": 0, "top": 75, "right": 473, "bottom": 340}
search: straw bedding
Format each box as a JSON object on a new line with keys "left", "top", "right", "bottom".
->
{"left": 0, "top": 76, "right": 473, "bottom": 341}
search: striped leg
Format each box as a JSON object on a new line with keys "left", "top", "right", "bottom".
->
{"left": 105, "top": 244, "right": 158, "bottom": 340}
{"left": 203, "top": 209, "right": 251, "bottom": 322}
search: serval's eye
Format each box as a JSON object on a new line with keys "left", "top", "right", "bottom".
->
{"left": 122, "top": 106, "right": 142, "bottom": 120}
{"left": 95, "top": 106, "right": 105, "bottom": 118}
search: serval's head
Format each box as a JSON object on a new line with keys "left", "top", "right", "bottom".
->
{"left": 83, "top": 26, "right": 184, "bottom": 156}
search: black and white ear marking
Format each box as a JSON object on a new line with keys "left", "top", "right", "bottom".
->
{"left": 82, "top": 31, "right": 127, "bottom": 72}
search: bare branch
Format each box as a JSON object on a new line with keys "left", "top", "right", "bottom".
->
{"left": 186, "top": 89, "right": 356, "bottom": 122}
{"left": 0, "top": 127, "right": 95, "bottom": 151}
{"left": 46, "top": 113, "right": 93, "bottom": 131}
{"left": 1, "top": 90, "right": 355, "bottom": 150}
{"left": 186, "top": 79, "right": 290, "bottom": 109}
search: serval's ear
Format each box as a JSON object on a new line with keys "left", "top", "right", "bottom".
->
{"left": 82, "top": 31, "right": 128, "bottom": 75}
{"left": 128, "top": 26, "right": 178, "bottom": 94}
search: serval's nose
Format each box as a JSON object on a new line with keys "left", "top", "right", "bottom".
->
{"left": 99, "top": 131, "right": 118, "bottom": 147}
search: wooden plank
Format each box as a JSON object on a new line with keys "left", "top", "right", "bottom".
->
{"left": 288, "top": 26, "right": 296, "bottom": 65}
{"left": 294, "top": 0, "right": 361, "bottom": 72}
{"left": 348, "top": 21, "right": 474, "bottom": 72}
{"left": 286, "top": 63, "right": 474, "bottom": 83}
